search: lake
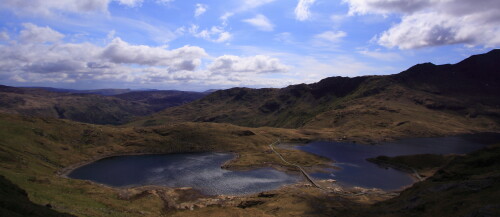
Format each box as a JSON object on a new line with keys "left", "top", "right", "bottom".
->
{"left": 68, "top": 152, "right": 299, "bottom": 195}
{"left": 68, "top": 134, "right": 499, "bottom": 195}
{"left": 295, "top": 133, "right": 500, "bottom": 190}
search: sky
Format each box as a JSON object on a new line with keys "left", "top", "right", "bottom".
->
{"left": 0, "top": 0, "right": 498, "bottom": 91}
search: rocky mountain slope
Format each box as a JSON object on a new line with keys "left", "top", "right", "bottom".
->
{"left": 136, "top": 50, "right": 500, "bottom": 141}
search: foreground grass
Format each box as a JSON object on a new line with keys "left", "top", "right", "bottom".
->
{"left": 336, "top": 144, "right": 500, "bottom": 217}
{"left": 2, "top": 112, "right": 498, "bottom": 216}
{"left": 0, "top": 113, "right": 333, "bottom": 216}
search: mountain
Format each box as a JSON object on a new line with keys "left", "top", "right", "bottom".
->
{"left": 0, "top": 51, "right": 499, "bottom": 217}
{"left": 114, "top": 90, "right": 207, "bottom": 112}
{"left": 25, "top": 87, "right": 134, "bottom": 96}
{"left": 0, "top": 86, "right": 205, "bottom": 125}
{"left": 133, "top": 50, "right": 500, "bottom": 141}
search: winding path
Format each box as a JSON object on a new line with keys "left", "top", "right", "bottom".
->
{"left": 269, "top": 140, "right": 401, "bottom": 197}
{"left": 269, "top": 140, "right": 327, "bottom": 191}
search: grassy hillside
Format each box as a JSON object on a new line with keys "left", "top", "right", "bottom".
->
{"left": 0, "top": 102, "right": 498, "bottom": 216}
{"left": 0, "top": 113, "right": 336, "bottom": 216}
{"left": 133, "top": 50, "right": 500, "bottom": 142}
{"left": 114, "top": 90, "right": 206, "bottom": 112}
{"left": 0, "top": 175, "right": 76, "bottom": 217}
{"left": 0, "top": 86, "right": 205, "bottom": 125}
{"left": 339, "top": 144, "right": 500, "bottom": 217}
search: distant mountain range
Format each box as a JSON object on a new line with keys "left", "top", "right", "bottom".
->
{"left": 23, "top": 87, "right": 216, "bottom": 96}
{"left": 23, "top": 87, "right": 136, "bottom": 96}
{"left": 0, "top": 86, "right": 207, "bottom": 125}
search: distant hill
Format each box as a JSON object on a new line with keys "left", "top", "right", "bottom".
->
{"left": 0, "top": 87, "right": 205, "bottom": 125}
{"left": 25, "top": 87, "right": 134, "bottom": 96}
{"left": 114, "top": 90, "right": 207, "bottom": 112}
{"left": 134, "top": 50, "right": 500, "bottom": 141}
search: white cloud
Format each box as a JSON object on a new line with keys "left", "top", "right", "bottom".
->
{"left": 343, "top": 0, "right": 430, "bottom": 15}
{"left": 101, "top": 38, "right": 207, "bottom": 70}
{"left": 19, "top": 23, "right": 64, "bottom": 44}
{"left": 220, "top": 12, "right": 234, "bottom": 26}
{"left": 295, "top": 0, "right": 316, "bottom": 21}
{"left": 243, "top": 14, "right": 274, "bottom": 31}
{"left": 214, "top": 32, "right": 232, "bottom": 43}
{"left": 194, "top": 3, "right": 208, "bottom": 17}
{"left": 0, "top": 0, "right": 176, "bottom": 16}
{"left": 208, "top": 55, "right": 289, "bottom": 74}
{"left": 188, "top": 25, "right": 232, "bottom": 43}
{"left": 343, "top": 0, "right": 500, "bottom": 49}
{"left": 0, "top": 32, "right": 10, "bottom": 41}
{"left": 0, "top": 23, "right": 209, "bottom": 84}
{"left": 314, "top": 31, "right": 346, "bottom": 43}
{"left": 0, "top": 23, "right": 296, "bottom": 88}
{"left": 0, "top": 0, "right": 111, "bottom": 16}
{"left": 219, "top": 0, "right": 276, "bottom": 27}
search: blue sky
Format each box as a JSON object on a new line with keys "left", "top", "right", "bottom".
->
{"left": 0, "top": 0, "right": 498, "bottom": 91}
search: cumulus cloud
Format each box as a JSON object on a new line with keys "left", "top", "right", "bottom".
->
{"left": 314, "top": 31, "right": 346, "bottom": 43}
{"left": 194, "top": 3, "right": 208, "bottom": 17}
{"left": 0, "top": 23, "right": 209, "bottom": 84}
{"left": 0, "top": 0, "right": 173, "bottom": 16}
{"left": 19, "top": 23, "right": 64, "bottom": 44}
{"left": 208, "top": 55, "right": 289, "bottom": 74}
{"left": 295, "top": 0, "right": 316, "bottom": 21}
{"left": 0, "top": 0, "right": 111, "bottom": 16}
{"left": 344, "top": 0, "right": 430, "bottom": 15}
{"left": 0, "top": 23, "right": 294, "bottom": 88}
{"left": 101, "top": 37, "right": 207, "bottom": 70}
{"left": 343, "top": 0, "right": 500, "bottom": 49}
{"left": 188, "top": 25, "right": 232, "bottom": 43}
{"left": 243, "top": 14, "right": 274, "bottom": 31}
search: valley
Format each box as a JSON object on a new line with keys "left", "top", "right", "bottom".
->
{"left": 0, "top": 50, "right": 499, "bottom": 217}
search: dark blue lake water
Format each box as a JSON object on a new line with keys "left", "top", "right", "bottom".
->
{"left": 68, "top": 152, "right": 298, "bottom": 195}
{"left": 295, "top": 133, "right": 500, "bottom": 190}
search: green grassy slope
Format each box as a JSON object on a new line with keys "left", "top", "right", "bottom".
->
{"left": 0, "top": 113, "right": 333, "bottom": 216}
{"left": 340, "top": 144, "right": 500, "bottom": 217}
{"left": 0, "top": 175, "right": 76, "bottom": 217}
{"left": 114, "top": 90, "right": 206, "bottom": 112}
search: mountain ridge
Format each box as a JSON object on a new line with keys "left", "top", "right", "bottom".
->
{"left": 133, "top": 49, "right": 500, "bottom": 142}
{"left": 0, "top": 86, "right": 206, "bottom": 125}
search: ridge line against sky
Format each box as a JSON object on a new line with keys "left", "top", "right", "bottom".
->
{"left": 0, "top": 0, "right": 498, "bottom": 91}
